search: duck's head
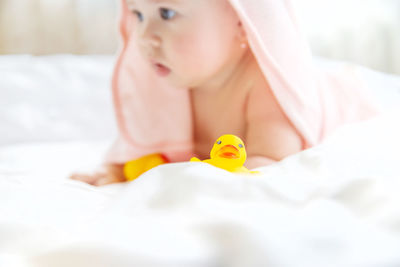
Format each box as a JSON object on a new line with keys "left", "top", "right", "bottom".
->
{"left": 210, "top": 134, "right": 247, "bottom": 165}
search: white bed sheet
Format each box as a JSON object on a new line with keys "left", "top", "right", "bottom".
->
{"left": 0, "top": 54, "right": 117, "bottom": 145}
{"left": 1, "top": 55, "right": 400, "bottom": 267}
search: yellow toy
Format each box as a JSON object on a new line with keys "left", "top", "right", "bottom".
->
{"left": 124, "top": 135, "right": 257, "bottom": 181}
{"left": 124, "top": 153, "right": 169, "bottom": 181}
{"left": 190, "top": 134, "right": 258, "bottom": 174}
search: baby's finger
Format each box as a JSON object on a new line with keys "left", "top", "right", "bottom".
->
{"left": 93, "top": 176, "right": 122, "bottom": 186}
{"left": 70, "top": 173, "right": 103, "bottom": 185}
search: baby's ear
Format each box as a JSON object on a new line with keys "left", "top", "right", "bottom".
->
{"left": 237, "top": 21, "right": 244, "bottom": 30}
{"left": 237, "top": 21, "right": 247, "bottom": 39}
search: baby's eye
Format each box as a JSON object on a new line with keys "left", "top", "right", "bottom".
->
{"left": 238, "top": 144, "right": 243, "bottom": 148}
{"left": 160, "top": 8, "right": 176, "bottom": 20}
{"left": 217, "top": 140, "right": 222, "bottom": 145}
{"left": 132, "top": 10, "right": 144, "bottom": 22}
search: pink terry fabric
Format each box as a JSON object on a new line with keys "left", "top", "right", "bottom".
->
{"left": 104, "top": 0, "right": 378, "bottom": 164}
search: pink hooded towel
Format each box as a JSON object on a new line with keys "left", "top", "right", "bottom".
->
{"left": 104, "top": 0, "right": 378, "bottom": 164}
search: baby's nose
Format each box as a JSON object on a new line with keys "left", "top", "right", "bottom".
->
{"left": 141, "top": 34, "right": 161, "bottom": 48}
{"left": 140, "top": 38, "right": 161, "bottom": 59}
{"left": 139, "top": 25, "right": 161, "bottom": 48}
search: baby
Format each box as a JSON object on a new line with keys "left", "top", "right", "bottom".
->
{"left": 71, "top": 0, "right": 376, "bottom": 185}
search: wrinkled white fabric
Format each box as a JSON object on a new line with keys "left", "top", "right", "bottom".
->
{"left": 1, "top": 55, "right": 400, "bottom": 267}
{"left": 1, "top": 110, "right": 400, "bottom": 267}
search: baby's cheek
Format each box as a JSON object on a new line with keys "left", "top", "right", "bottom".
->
{"left": 172, "top": 35, "right": 210, "bottom": 74}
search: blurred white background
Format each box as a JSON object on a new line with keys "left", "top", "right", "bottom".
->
{"left": 0, "top": 0, "right": 399, "bottom": 75}
{"left": 297, "top": 0, "right": 400, "bottom": 75}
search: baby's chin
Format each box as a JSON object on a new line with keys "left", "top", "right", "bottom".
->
{"left": 163, "top": 74, "right": 198, "bottom": 90}
{"left": 160, "top": 67, "right": 212, "bottom": 90}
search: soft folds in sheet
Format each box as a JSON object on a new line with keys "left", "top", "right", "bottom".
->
{"left": 1, "top": 110, "right": 400, "bottom": 267}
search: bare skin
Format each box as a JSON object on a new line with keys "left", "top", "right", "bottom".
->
{"left": 70, "top": 49, "right": 303, "bottom": 185}
{"left": 70, "top": 0, "right": 303, "bottom": 185}
{"left": 191, "top": 48, "right": 303, "bottom": 168}
{"left": 70, "top": 164, "right": 125, "bottom": 186}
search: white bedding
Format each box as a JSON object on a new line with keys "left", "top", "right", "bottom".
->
{"left": 1, "top": 55, "right": 400, "bottom": 267}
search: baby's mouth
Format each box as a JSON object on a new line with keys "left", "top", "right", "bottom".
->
{"left": 152, "top": 61, "right": 171, "bottom": 77}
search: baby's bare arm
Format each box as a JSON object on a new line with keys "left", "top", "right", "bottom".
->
{"left": 245, "top": 82, "right": 303, "bottom": 167}
{"left": 245, "top": 116, "right": 302, "bottom": 160}
{"left": 70, "top": 163, "right": 126, "bottom": 186}
{"left": 245, "top": 156, "right": 276, "bottom": 169}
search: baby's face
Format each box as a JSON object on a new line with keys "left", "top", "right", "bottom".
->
{"left": 126, "top": 0, "right": 245, "bottom": 89}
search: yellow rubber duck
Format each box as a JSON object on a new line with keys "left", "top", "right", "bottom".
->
{"left": 190, "top": 134, "right": 258, "bottom": 174}
{"left": 124, "top": 153, "right": 169, "bottom": 181}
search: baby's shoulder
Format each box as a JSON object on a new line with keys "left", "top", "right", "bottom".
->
{"left": 246, "top": 80, "right": 283, "bottom": 120}
{"left": 244, "top": 80, "right": 304, "bottom": 159}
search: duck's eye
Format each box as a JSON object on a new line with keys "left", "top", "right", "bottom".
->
{"left": 238, "top": 144, "right": 243, "bottom": 148}
{"left": 217, "top": 140, "right": 222, "bottom": 145}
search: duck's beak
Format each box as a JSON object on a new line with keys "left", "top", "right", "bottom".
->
{"left": 217, "top": 145, "right": 240, "bottom": 159}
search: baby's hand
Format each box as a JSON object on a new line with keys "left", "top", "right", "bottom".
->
{"left": 70, "top": 164, "right": 125, "bottom": 186}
